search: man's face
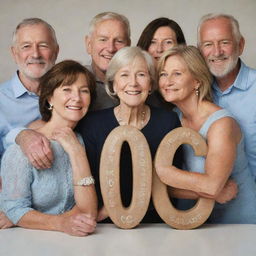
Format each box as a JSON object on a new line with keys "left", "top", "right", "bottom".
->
{"left": 86, "top": 19, "right": 130, "bottom": 80}
{"left": 199, "top": 17, "right": 244, "bottom": 78}
{"left": 11, "top": 23, "right": 59, "bottom": 81}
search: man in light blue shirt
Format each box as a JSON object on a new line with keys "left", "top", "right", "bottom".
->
{"left": 0, "top": 18, "right": 59, "bottom": 229}
{"left": 0, "top": 18, "right": 59, "bottom": 162}
{"left": 198, "top": 13, "right": 256, "bottom": 180}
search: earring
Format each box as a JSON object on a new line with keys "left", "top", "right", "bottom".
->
{"left": 195, "top": 88, "right": 199, "bottom": 96}
{"left": 48, "top": 103, "right": 53, "bottom": 110}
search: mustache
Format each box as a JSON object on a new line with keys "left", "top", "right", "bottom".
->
{"left": 208, "top": 55, "right": 228, "bottom": 61}
{"left": 27, "top": 58, "right": 46, "bottom": 64}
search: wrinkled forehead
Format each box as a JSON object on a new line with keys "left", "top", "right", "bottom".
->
{"left": 93, "top": 19, "right": 129, "bottom": 39}
{"left": 200, "top": 18, "right": 234, "bottom": 39}
{"left": 15, "top": 24, "right": 55, "bottom": 44}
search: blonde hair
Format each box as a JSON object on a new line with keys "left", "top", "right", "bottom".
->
{"left": 158, "top": 45, "right": 213, "bottom": 102}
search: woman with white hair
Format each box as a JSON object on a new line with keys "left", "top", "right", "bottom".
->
{"left": 77, "top": 46, "right": 182, "bottom": 223}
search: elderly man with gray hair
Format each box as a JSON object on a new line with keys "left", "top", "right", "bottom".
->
{"left": 0, "top": 17, "right": 59, "bottom": 228}
{"left": 0, "top": 18, "right": 59, "bottom": 162}
{"left": 197, "top": 13, "right": 256, "bottom": 181}
{"left": 85, "top": 12, "right": 131, "bottom": 110}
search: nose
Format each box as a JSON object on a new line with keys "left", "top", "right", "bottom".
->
{"left": 107, "top": 40, "right": 117, "bottom": 53}
{"left": 71, "top": 90, "right": 82, "bottom": 101}
{"left": 31, "top": 45, "right": 40, "bottom": 58}
{"left": 156, "top": 42, "right": 163, "bottom": 53}
{"left": 128, "top": 74, "right": 138, "bottom": 87}
{"left": 213, "top": 43, "right": 223, "bottom": 57}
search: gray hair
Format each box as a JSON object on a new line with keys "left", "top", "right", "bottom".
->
{"left": 197, "top": 13, "right": 242, "bottom": 46}
{"left": 88, "top": 12, "right": 130, "bottom": 39}
{"left": 12, "top": 18, "right": 58, "bottom": 46}
{"left": 105, "top": 46, "right": 156, "bottom": 100}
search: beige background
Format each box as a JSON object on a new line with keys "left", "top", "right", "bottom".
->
{"left": 1, "top": 0, "right": 255, "bottom": 83}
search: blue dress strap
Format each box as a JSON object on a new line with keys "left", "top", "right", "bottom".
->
{"left": 199, "top": 109, "right": 234, "bottom": 138}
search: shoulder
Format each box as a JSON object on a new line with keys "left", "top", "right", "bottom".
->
{"left": 0, "top": 78, "right": 12, "bottom": 94}
{"left": 1, "top": 144, "right": 31, "bottom": 171}
{"left": 150, "top": 106, "right": 180, "bottom": 126}
{"left": 207, "top": 110, "right": 241, "bottom": 143}
{"left": 77, "top": 108, "right": 114, "bottom": 129}
{"left": 76, "top": 108, "right": 116, "bottom": 141}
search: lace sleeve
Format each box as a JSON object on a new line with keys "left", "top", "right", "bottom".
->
{"left": 1, "top": 144, "right": 34, "bottom": 224}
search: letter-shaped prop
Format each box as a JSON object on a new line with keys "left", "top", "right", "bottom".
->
{"left": 100, "top": 125, "right": 152, "bottom": 229}
{"left": 153, "top": 127, "right": 215, "bottom": 229}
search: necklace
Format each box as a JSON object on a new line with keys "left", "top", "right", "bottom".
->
{"left": 115, "top": 106, "right": 148, "bottom": 128}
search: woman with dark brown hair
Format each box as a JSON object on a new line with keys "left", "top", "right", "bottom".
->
{"left": 137, "top": 18, "right": 186, "bottom": 109}
{"left": 1, "top": 60, "right": 98, "bottom": 235}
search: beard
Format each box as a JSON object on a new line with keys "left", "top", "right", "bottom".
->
{"left": 207, "top": 49, "right": 240, "bottom": 78}
{"left": 19, "top": 57, "right": 55, "bottom": 80}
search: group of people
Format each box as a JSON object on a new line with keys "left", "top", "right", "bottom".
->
{"left": 0, "top": 11, "right": 256, "bottom": 236}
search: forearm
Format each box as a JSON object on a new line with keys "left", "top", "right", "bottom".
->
{"left": 168, "top": 187, "right": 199, "bottom": 200}
{"left": 69, "top": 149, "right": 97, "bottom": 218}
{"left": 17, "top": 210, "right": 63, "bottom": 232}
{"left": 156, "top": 165, "right": 228, "bottom": 198}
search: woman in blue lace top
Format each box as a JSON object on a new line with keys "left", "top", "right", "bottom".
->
{"left": 0, "top": 60, "right": 98, "bottom": 235}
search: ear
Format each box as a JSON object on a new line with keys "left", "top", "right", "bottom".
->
{"left": 85, "top": 35, "right": 92, "bottom": 55}
{"left": 11, "top": 46, "right": 18, "bottom": 63}
{"left": 238, "top": 36, "right": 245, "bottom": 56}
{"left": 194, "top": 78, "right": 201, "bottom": 89}
{"left": 54, "top": 44, "right": 60, "bottom": 60}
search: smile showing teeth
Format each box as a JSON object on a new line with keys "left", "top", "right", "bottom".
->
{"left": 66, "top": 106, "right": 82, "bottom": 110}
{"left": 125, "top": 91, "right": 141, "bottom": 95}
{"left": 102, "top": 55, "right": 113, "bottom": 60}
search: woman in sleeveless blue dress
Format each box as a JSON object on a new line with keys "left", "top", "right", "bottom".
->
{"left": 156, "top": 45, "right": 256, "bottom": 223}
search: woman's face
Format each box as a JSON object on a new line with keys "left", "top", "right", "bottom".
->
{"left": 148, "top": 26, "right": 178, "bottom": 62}
{"left": 49, "top": 73, "right": 91, "bottom": 124}
{"left": 113, "top": 56, "right": 151, "bottom": 107}
{"left": 159, "top": 55, "right": 199, "bottom": 104}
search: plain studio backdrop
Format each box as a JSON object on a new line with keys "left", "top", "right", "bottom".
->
{"left": 0, "top": 0, "right": 255, "bottom": 83}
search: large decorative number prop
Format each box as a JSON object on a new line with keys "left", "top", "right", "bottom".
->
{"left": 152, "top": 127, "right": 215, "bottom": 229}
{"left": 100, "top": 126, "right": 152, "bottom": 229}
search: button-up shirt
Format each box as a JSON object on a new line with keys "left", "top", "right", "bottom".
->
{"left": 0, "top": 72, "right": 41, "bottom": 161}
{"left": 212, "top": 60, "right": 256, "bottom": 179}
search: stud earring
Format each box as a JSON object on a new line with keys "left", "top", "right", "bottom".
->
{"left": 48, "top": 103, "right": 53, "bottom": 110}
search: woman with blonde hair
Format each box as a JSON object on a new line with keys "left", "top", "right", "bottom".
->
{"left": 156, "top": 45, "right": 256, "bottom": 223}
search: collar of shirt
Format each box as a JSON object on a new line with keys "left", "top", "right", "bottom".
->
{"left": 11, "top": 71, "right": 38, "bottom": 98}
{"left": 212, "top": 59, "right": 250, "bottom": 95}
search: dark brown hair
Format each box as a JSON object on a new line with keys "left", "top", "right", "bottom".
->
{"left": 137, "top": 17, "right": 186, "bottom": 51}
{"left": 39, "top": 60, "right": 96, "bottom": 121}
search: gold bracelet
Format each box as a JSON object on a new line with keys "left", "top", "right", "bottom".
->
{"left": 74, "top": 176, "right": 95, "bottom": 186}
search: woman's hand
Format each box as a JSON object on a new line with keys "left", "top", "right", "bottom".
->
{"left": 52, "top": 127, "right": 83, "bottom": 155}
{"left": 60, "top": 213, "right": 96, "bottom": 237}
{"left": 0, "top": 212, "right": 14, "bottom": 229}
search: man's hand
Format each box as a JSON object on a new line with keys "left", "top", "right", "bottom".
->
{"left": 60, "top": 213, "right": 96, "bottom": 237}
{"left": 16, "top": 129, "right": 53, "bottom": 169}
{"left": 0, "top": 212, "right": 14, "bottom": 229}
{"left": 215, "top": 179, "right": 238, "bottom": 204}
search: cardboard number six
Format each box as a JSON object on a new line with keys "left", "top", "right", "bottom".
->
{"left": 152, "top": 127, "right": 215, "bottom": 229}
{"left": 100, "top": 125, "right": 152, "bottom": 229}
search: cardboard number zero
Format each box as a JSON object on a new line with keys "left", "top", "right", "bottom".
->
{"left": 152, "top": 127, "right": 215, "bottom": 229}
{"left": 100, "top": 125, "right": 152, "bottom": 229}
